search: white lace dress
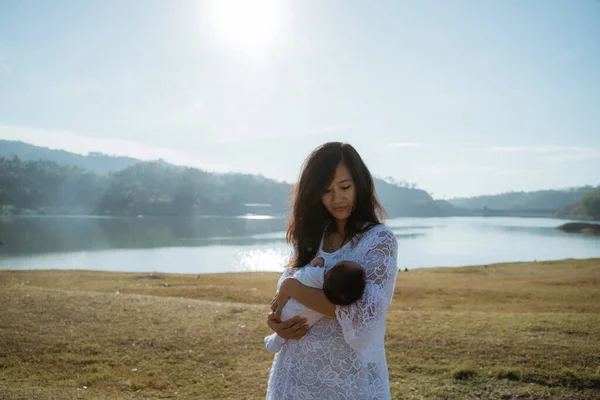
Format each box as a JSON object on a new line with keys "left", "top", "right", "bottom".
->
{"left": 266, "top": 224, "right": 398, "bottom": 400}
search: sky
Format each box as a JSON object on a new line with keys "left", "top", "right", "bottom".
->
{"left": 0, "top": 0, "right": 599, "bottom": 198}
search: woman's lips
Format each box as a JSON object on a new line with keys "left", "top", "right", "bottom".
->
{"left": 333, "top": 206, "right": 347, "bottom": 213}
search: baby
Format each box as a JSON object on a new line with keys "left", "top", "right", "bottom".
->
{"left": 264, "top": 257, "right": 367, "bottom": 353}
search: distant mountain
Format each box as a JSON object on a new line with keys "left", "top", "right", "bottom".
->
{"left": 373, "top": 179, "right": 455, "bottom": 217}
{"left": 448, "top": 187, "right": 600, "bottom": 212}
{"left": 0, "top": 140, "right": 139, "bottom": 174}
{"left": 0, "top": 140, "right": 456, "bottom": 217}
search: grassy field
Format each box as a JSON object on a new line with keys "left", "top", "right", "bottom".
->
{"left": 1, "top": 258, "right": 599, "bottom": 399}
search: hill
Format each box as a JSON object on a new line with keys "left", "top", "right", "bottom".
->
{"left": 374, "top": 178, "right": 455, "bottom": 217}
{"left": 554, "top": 190, "right": 600, "bottom": 221}
{"left": 0, "top": 140, "right": 455, "bottom": 217}
{"left": 0, "top": 140, "right": 139, "bottom": 174}
{"left": 448, "top": 187, "right": 600, "bottom": 212}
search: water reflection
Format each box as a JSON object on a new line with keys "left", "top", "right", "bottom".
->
{"left": 236, "top": 247, "right": 291, "bottom": 272}
{"left": 0, "top": 216, "right": 598, "bottom": 273}
{"left": 0, "top": 215, "right": 288, "bottom": 256}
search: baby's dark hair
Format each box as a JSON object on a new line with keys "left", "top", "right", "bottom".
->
{"left": 322, "top": 261, "right": 367, "bottom": 306}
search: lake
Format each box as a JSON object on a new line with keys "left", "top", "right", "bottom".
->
{"left": 0, "top": 216, "right": 598, "bottom": 274}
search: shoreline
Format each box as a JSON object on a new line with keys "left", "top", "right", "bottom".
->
{"left": 2, "top": 212, "right": 595, "bottom": 221}
{"left": 1, "top": 256, "right": 598, "bottom": 275}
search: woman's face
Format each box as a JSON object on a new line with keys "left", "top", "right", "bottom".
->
{"left": 321, "top": 163, "right": 356, "bottom": 222}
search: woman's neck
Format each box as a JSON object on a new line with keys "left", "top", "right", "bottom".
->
{"left": 333, "top": 219, "right": 346, "bottom": 236}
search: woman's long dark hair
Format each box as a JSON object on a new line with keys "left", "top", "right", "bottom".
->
{"left": 286, "top": 142, "right": 387, "bottom": 267}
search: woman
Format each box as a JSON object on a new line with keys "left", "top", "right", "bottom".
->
{"left": 266, "top": 142, "right": 398, "bottom": 399}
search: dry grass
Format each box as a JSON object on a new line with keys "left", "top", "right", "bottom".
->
{"left": 1, "top": 258, "right": 599, "bottom": 399}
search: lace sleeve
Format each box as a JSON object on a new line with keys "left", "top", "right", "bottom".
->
{"left": 334, "top": 227, "right": 398, "bottom": 362}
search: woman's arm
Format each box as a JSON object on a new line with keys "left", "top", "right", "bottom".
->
{"left": 276, "top": 278, "right": 336, "bottom": 318}
{"left": 334, "top": 228, "right": 398, "bottom": 361}
{"left": 266, "top": 266, "right": 310, "bottom": 340}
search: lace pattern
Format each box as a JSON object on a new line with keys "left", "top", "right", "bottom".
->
{"left": 266, "top": 224, "right": 398, "bottom": 400}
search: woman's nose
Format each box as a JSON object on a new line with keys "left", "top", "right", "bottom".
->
{"left": 333, "top": 189, "right": 343, "bottom": 202}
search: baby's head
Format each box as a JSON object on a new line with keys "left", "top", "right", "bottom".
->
{"left": 322, "top": 261, "right": 366, "bottom": 306}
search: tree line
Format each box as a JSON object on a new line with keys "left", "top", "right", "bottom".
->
{"left": 0, "top": 156, "right": 289, "bottom": 216}
{"left": 0, "top": 156, "right": 453, "bottom": 217}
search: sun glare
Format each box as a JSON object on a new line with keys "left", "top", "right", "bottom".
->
{"left": 208, "top": 0, "right": 282, "bottom": 54}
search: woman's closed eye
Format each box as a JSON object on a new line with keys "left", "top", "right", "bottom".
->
{"left": 324, "top": 186, "right": 351, "bottom": 194}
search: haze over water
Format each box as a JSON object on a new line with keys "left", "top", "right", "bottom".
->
{"left": 1, "top": 216, "right": 598, "bottom": 274}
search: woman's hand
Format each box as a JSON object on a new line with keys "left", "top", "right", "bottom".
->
{"left": 266, "top": 312, "right": 309, "bottom": 340}
{"left": 270, "top": 278, "right": 297, "bottom": 317}
{"left": 310, "top": 257, "right": 325, "bottom": 267}
{"left": 270, "top": 290, "right": 290, "bottom": 316}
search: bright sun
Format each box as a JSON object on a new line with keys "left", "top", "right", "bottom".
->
{"left": 208, "top": 0, "right": 283, "bottom": 54}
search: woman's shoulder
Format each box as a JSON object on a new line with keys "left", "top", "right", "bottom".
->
{"left": 358, "top": 223, "right": 395, "bottom": 245}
